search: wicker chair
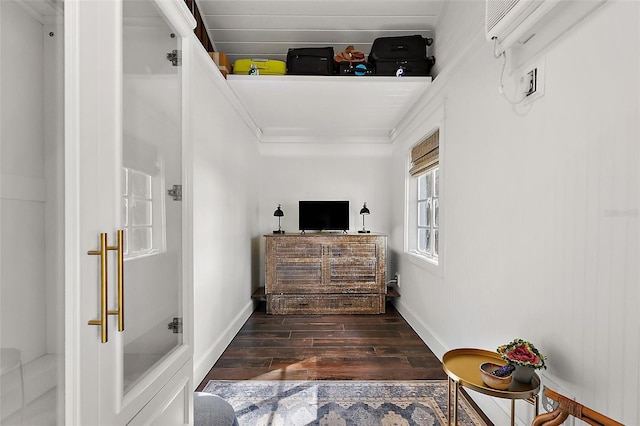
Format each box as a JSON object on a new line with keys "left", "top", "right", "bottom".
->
{"left": 532, "top": 387, "right": 623, "bottom": 426}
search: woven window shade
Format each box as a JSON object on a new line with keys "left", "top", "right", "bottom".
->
{"left": 409, "top": 130, "right": 439, "bottom": 177}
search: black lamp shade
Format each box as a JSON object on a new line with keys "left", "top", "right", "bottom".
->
{"left": 359, "top": 203, "right": 370, "bottom": 215}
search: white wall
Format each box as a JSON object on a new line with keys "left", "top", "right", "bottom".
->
{"left": 189, "top": 43, "right": 262, "bottom": 385}
{"left": 258, "top": 155, "right": 393, "bottom": 285}
{"left": 390, "top": 2, "right": 639, "bottom": 424}
{"left": 259, "top": 156, "right": 391, "bottom": 234}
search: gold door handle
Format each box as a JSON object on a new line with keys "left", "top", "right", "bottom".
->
{"left": 107, "top": 230, "right": 124, "bottom": 332}
{"left": 88, "top": 233, "right": 109, "bottom": 343}
{"left": 87, "top": 230, "right": 125, "bottom": 343}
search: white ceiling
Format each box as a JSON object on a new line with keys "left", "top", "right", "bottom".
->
{"left": 227, "top": 75, "right": 431, "bottom": 143}
{"left": 196, "top": 0, "right": 443, "bottom": 144}
{"left": 195, "top": 0, "right": 442, "bottom": 65}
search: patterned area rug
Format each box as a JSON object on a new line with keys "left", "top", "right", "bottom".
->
{"left": 202, "top": 380, "right": 488, "bottom": 426}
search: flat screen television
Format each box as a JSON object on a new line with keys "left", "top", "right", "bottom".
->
{"left": 299, "top": 201, "right": 349, "bottom": 232}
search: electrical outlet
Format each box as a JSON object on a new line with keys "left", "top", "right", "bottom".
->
{"left": 395, "top": 273, "right": 400, "bottom": 288}
{"left": 523, "top": 68, "right": 537, "bottom": 96}
{"left": 520, "top": 58, "right": 545, "bottom": 103}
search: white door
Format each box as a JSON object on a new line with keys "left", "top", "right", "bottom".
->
{"left": 65, "top": 0, "right": 195, "bottom": 424}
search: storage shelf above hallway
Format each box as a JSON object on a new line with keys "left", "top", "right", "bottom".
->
{"left": 226, "top": 75, "right": 432, "bottom": 144}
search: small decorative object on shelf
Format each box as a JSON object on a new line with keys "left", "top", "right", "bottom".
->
{"left": 497, "top": 338, "right": 546, "bottom": 383}
{"left": 479, "top": 362, "right": 514, "bottom": 390}
{"left": 491, "top": 363, "right": 516, "bottom": 377}
{"left": 273, "top": 204, "right": 284, "bottom": 234}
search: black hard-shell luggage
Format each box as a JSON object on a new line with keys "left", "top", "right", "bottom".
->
{"left": 286, "top": 47, "right": 335, "bottom": 75}
{"left": 339, "top": 62, "right": 375, "bottom": 76}
{"left": 369, "top": 35, "right": 432, "bottom": 63}
{"left": 374, "top": 58, "right": 435, "bottom": 77}
{"left": 369, "top": 35, "right": 435, "bottom": 76}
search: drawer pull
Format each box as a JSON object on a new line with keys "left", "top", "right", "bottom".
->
{"left": 298, "top": 303, "right": 309, "bottom": 306}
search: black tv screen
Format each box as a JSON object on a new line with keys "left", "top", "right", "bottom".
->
{"left": 299, "top": 201, "right": 349, "bottom": 231}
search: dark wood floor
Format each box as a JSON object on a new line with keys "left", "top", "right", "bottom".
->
{"left": 197, "top": 302, "right": 493, "bottom": 424}
{"left": 196, "top": 301, "right": 448, "bottom": 389}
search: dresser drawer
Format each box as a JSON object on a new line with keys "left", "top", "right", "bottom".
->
{"left": 267, "top": 294, "right": 385, "bottom": 315}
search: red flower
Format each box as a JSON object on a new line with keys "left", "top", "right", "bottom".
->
{"left": 506, "top": 345, "right": 540, "bottom": 365}
{"left": 497, "top": 338, "right": 546, "bottom": 369}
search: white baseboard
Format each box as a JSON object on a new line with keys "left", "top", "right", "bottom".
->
{"left": 193, "top": 300, "right": 255, "bottom": 388}
{"left": 392, "top": 299, "right": 447, "bottom": 359}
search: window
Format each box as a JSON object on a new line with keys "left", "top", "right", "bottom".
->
{"left": 406, "top": 129, "right": 440, "bottom": 264}
{"left": 417, "top": 168, "right": 439, "bottom": 259}
{"left": 122, "top": 166, "right": 167, "bottom": 258}
{"left": 121, "top": 141, "right": 166, "bottom": 258}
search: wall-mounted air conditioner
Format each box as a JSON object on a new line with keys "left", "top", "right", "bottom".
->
{"left": 486, "top": 0, "right": 606, "bottom": 62}
{"left": 486, "top": 0, "right": 560, "bottom": 52}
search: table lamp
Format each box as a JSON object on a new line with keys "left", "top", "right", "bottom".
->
{"left": 358, "top": 202, "right": 370, "bottom": 233}
{"left": 273, "top": 204, "right": 284, "bottom": 234}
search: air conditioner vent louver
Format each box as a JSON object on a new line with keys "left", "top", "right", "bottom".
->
{"left": 486, "top": 0, "right": 521, "bottom": 35}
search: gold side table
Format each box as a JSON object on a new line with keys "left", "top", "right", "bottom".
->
{"left": 442, "top": 348, "right": 540, "bottom": 426}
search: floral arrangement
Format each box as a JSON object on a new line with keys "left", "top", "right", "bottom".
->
{"left": 497, "top": 338, "right": 546, "bottom": 369}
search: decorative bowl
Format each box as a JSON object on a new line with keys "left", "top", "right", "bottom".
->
{"left": 479, "top": 362, "right": 513, "bottom": 390}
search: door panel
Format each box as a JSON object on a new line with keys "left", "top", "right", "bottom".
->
{"left": 122, "top": 0, "right": 183, "bottom": 394}
{"left": 127, "top": 360, "right": 193, "bottom": 426}
{"left": 66, "top": 0, "right": 194, "bottom": 423}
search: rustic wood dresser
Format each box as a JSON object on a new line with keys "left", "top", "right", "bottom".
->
{"left": 264, "top": 233, "right": 387, "bottom": 314}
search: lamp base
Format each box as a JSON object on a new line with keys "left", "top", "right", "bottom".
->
{"left": 273, "top": 230, "right": 285, "bottom": 234}
{"left": 358, "top": 230, "right": 370, "bottom": 234}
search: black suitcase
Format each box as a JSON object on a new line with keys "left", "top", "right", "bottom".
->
{"left": 286, "top": 47, "right": 335, "bottom": 75}
{"left": 369, "top": 35, "right": 433, "bottom": 63}
{"left": 339, "top": 62, "right": 375, "bottom": 76}
{"left": 374, "top": 58, "right": 435, "bottom": 77}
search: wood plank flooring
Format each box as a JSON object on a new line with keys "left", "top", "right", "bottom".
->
{"left": 196, "top": 302, "right": 448, "bottom": 388}
{"left": 197, "top": 302, "right": 493, "bottom": 424}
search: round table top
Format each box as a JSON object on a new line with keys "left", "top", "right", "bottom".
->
{"left": 442, "top": 348, "right": 540, "bottom": 399}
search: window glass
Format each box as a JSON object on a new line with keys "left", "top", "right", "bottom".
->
{"left": 131, "top": 200, "right": 152, "bottom": 226}
{"left": 415, "top": 166, "right": 439, "bottom": 261}
{"left": 130, "top": 170, "right": 151, "bottom": 198}
{"left": 418, "top": 200, "right": 427, "bottom": 227}
{"left": 122, "top": 167, "right": 164, "bottom": 258}
{"left": 418, "top": 174, "right": 427, "bottom": 200}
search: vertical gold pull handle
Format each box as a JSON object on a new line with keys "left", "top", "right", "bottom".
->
{"left": 88, "top": 233, "right": 109, "bottom": 343}
{"left": 108, "top": 230, "right": 124, "bottom": 332}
